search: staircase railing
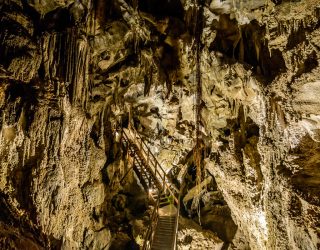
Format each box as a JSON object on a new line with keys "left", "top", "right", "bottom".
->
{"left": 122, "top": 128, "right": 179, "bottom": 202}
{"left": 172, "top": 175, "right": 186, "bottom": 250}
{"left": 142, "top": 193, "right": 160, "bottom": 249}
{"left": 121, "top": 127, "right": 180, "bottom": 249}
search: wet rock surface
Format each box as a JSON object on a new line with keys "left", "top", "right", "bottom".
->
{"left": 0, "top": 0, "right": 320, "bottom": 249}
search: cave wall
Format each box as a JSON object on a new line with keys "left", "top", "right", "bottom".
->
{"left": 0, "top": 0, "right": 319, "bottom": 249}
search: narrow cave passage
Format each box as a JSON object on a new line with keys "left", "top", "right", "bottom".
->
{"left": 0, "top": 0, "right": 320, "bottom": 249}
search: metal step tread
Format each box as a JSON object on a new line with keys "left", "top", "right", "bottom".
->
{"left": 152, "top": 242, "right": 174, "bottom": 247}
{"left": 157, "top": 221, "right": 175, "bottom": 225}
{"left": 156, "top": 225, "right": 175, "bottom": 229}
{"left": 156, "top": 227, "right": 175, "bottom": 231}
{"left": 154, "top": 227, "right": 175, "bottom": 231}
{"left": 153, "top": 237, "right": 174, "bottom": 242}
{"left": 157, "top": 222, "right": 175, "bottom": 225}
{"left": 153, "top": 232, "right": 174, "bottom": 237}
{"left": 158, "top": 217, "right": 176, "bottom": 221}
{"left": 152, "top": 238, "right": 174, "bottom": 244}
{"left": 158, "top": 218, "right": 176, "bottom": 221}
{"left": 151, "top": 241, "right": 175, "bottom": 249}
{"left": 152, "top": 240, "right": 175, "bottom": 245}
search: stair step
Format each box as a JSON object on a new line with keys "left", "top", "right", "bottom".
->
{"left": 152, "top": 245, "right": 173, "bottom": 250}
{"left": 157, "top": 221, "right": 175, "bottom": 225}
{"left": 152, "top": 239, "right": 174, "bottom": 244}
{"left": 157, "top": 222, "right": 175, "bottom": 226}
{"left": 158, "top": 218, "right": 175, "bottom": 221}
{"left": 157, "top": 223, "right": 175, "bottom": 226}
{"left": 157, "top": 223, "right": 175, "bottom": 227}
{"left": 152, "top": 246, "right": 173, "bottom": 250}
{"left": 153, "top": 236, "right": 174, "bottom": 239}
{"left": 158, "top": 218, "right": 176, "bottom": 222}
{"left": 152, "top": 242, "right": 174, "bottom": 247}
{"left": 158, "top": 221, "right": 175, "bottom": 225}
{"left": 153, "top": 234, "right": 174, "bottom": 238}
{"left": 158, "top": 222, "right": 175, "bottom": 225}
{"left": 153, "top": 243, "right": 173, "bottom": 247}
{"left": 157, "top": 224, "right": 175, "bottom": 229}
{"left": 153, "top": 238, "right": 174, "bottom": 243}
{"left": 153, "top": 237, "right": 174, "bottom": 241}
{"left": 156, "top": 229, "right": 175, "bottom": 233}
{"left": 156, "top": 227, "right": 174, "bottom": 233}
{"left": 156, "top": 233, "right": 174, "bottom": 236}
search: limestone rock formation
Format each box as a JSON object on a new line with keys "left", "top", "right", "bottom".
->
{"left": 0, "top": 0, "right": 319, "bottom": 249}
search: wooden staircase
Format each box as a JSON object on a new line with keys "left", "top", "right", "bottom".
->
{"left": 121, "top": 128, "right": 180, "bottom": 250}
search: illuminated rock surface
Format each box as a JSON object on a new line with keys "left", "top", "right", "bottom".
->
{"left": 0, "top": 0, "right": 319, "bottom": 249}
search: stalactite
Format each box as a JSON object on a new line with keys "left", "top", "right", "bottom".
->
{"left": 0, "top": 0, "right": 319, "bottom": 248}
{"left": 189, "top": 0, "right": 205, "bottom": 225}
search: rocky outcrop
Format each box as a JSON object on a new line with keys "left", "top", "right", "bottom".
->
{"left": 0, "top": 0, "right": 319, "bottom": 249}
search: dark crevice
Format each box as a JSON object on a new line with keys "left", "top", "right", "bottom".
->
{"left": 286, "top": 25, "right": 306, "bottom": 50}
{"left": 296, "top": 50, "right": 318, "bottom": 76}
{"left": 289, "top": 134, "right": 320, "bottom": 206}
{"left": 39, "top": 8, "right": 73, "bottom": 32}
{"left": 99, "top": 52, "right": 138, "bottom": 76}
{"left": 138, "top": 0, "right": 184, "bottom": 19}
{"left": 0, "top": 192, "right": 55, "bottom": 249}
{"left": 94, "top": 0, "right": 123, "bottom": 24}
{"left": 212, "top": 16, "right": 286, "bottom": 82}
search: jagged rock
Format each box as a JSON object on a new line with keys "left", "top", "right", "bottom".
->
{"left": 178, "top": 217, "right": 224, "bottom": 250}
{"left": 0, "top": 0, "right": 320, "bottom": 249}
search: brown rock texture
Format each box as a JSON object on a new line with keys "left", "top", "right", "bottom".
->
{"left": 0, "top": 0, "right": 319, "bottom": 249}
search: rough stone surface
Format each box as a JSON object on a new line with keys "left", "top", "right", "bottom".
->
{"left": 0, "top": 0, "right": 320, "bottom": 249}
{"left": 177, "top": 217, "right": 224, "bottom": 250}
